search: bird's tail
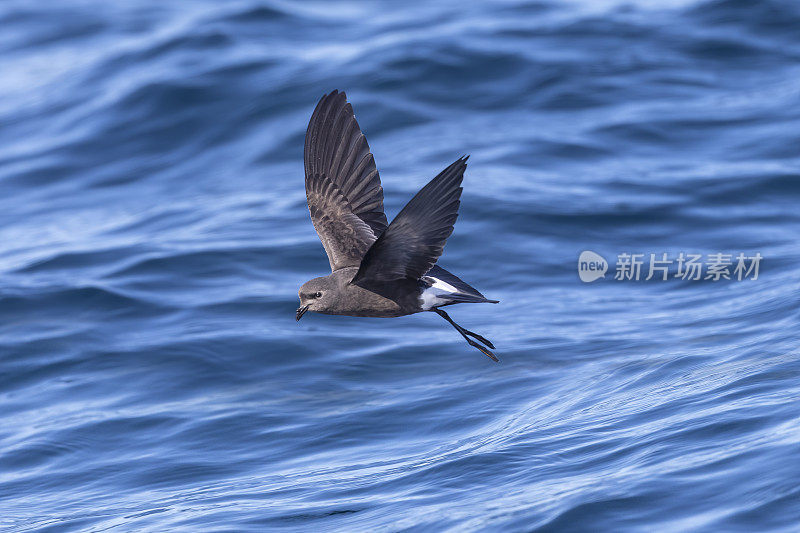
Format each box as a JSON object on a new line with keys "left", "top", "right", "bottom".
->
{"left": 438, "top": 293, "right": 499, "bottom": 305}
{"left": 424, "top": 265, "right": 499, "bottom": 304}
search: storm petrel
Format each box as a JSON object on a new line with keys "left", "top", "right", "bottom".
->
{"left": 296, "top": 90, "right": 499, "bottom": 361}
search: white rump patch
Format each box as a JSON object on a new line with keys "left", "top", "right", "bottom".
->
{"left": 420, "top": 277, "right": 459, "bottom": 310}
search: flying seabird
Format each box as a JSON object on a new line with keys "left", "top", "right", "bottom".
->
{"left": 296, "top": 90, "right": 500, "bottom": 361}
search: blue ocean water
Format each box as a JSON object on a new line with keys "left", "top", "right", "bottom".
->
{"left": 2, "top": 0, "right": 800, "bottom": 530}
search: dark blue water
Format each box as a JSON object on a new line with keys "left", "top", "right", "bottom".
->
{"left": 2, "top": 0, "right": 800, "bottom": 530}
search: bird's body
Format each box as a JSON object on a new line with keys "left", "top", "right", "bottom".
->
{"left": 299, "top": 265, "right": 493, "bottom": 318}
{"left": 297, "top": 90, "right": 499, "bottom": 361}
{"left": 299, "top": 267, "right": 415, "bottom": 318}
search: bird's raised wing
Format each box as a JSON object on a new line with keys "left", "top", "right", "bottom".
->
{"left": 352, "top": 156, "right": 467, "bottom": 284}
{"left": 305, "top": 90, "right": 388, "bottom": 271}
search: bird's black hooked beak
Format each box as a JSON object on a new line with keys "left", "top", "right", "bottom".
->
{"left": 296, "top": 305, "right": 310, "bottom": 321}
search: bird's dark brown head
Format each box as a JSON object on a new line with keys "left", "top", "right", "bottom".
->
{"left": 296, "top": 276, "right": 338, "bottom": 320}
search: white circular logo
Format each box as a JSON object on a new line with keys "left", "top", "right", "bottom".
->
{"left": 578, "top": 251, "right": 608, "bottom": 282}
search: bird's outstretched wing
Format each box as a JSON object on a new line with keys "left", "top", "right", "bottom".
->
{"left": 305, "top": 90, "right": 388, "bottom": 271}
{"left": 352, "top": 156, "right": 467, "bottom": 284}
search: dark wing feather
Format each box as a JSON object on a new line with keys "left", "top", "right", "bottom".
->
{"left": 352, "top": 156, "right": 468, "bottom": 283}
{"left": 304, "top": 90, "right": 388, "bottom": 271}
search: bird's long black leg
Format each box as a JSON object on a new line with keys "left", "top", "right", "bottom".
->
{"left": 433, "top": 308, "right": 494, "bottom": 349}
{"left": 433, "top": 308, "right": 499, "bottom": 362}
{"left": 458, "top": 327, "right": 495, "bottom": 350}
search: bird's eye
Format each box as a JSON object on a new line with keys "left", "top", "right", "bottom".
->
{"left": 314, "top": 291, "right": 323, "bottom": 298}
